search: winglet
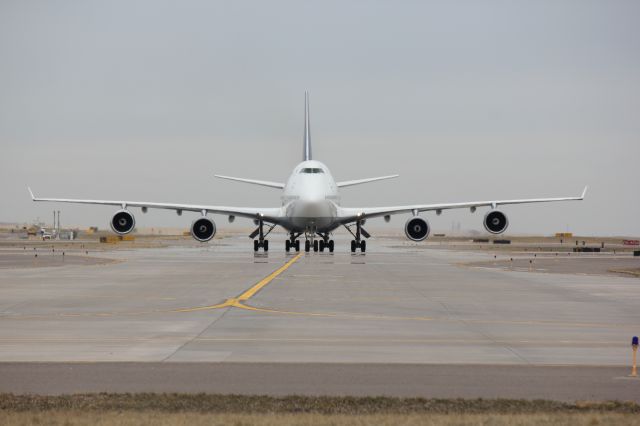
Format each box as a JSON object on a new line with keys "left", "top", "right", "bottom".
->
{"left": 581, "top": 185, "right": 588, "bottom": 199}
{"left": 27, "top": 186, "right": 35, "bottom": 201}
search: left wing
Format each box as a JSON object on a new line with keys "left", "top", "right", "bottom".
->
{"left": 338, "top": 186, "right": 588, "bottom": 224}
{"left": 28, "top": 187, "right": 283, "bottom": 223}
{"left": 214, "top": 175, "right": 285, "bottom": 189}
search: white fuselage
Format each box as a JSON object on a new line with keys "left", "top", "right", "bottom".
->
{"left": 280, "top": 160, "right": 340, "bottom": 233}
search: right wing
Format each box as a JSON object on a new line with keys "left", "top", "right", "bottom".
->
{"left": 336, "top": 174, "right": 399, "bottom": 188}
{"left": 28, "top": 187, "right": 283, "bottom": 223}
{"left": 338, "top": 186, "right": 588, "bottom": 224}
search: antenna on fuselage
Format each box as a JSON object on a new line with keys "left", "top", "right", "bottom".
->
{"left": 303, "top": 91, "right": 312, "bottom": 161}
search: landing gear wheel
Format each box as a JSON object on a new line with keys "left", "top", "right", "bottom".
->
{"left": 254, "top": 240, "right": 259, "bottom": 252}
{"left": 295, "top": 240, "right": 300, "bottom": 252}
{"left": 350, "top": 240, "right": 356, "bottom": 253}
{"left": 319, "top": 240, "right": 325, "bottom": 252}
{"left": 305, "top": 240, "right": 310, "bottom": 252}
{"left": 263, "top": 240, "right": 269, "bottom": 252}
{"left": 328, "top": 240, "right": 334, "bottom": 253}
{"left": 360, "top": 240, "right": 366, "bottom": 253}
{"left": 313, "top": 240, "right": 319, "bottom": 252}
{"left": 285, "top": 240, "right": 291, "bottom": 252}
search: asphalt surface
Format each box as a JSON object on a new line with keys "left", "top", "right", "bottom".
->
{"left": 0, "top": 249, "right": 115, "bottom": 268}
{"left": 0, "top": 363, "right": 637, "bottom": 401}
{"left": 0, "top": 235, "right": 639, "bottom": 400}
{"left": 466, "top": 256, "right": 640, "bottom": 277}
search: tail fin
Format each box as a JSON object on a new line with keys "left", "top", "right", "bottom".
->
{"left": 303, "top": 91, "right": 312, "bottom": 161}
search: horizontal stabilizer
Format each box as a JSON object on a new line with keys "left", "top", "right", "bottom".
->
{"left": 336, "top": 175, "right": 399, "bottom": 188}
{"left": 214, "top": 175, "right": 285, "bottom": 189}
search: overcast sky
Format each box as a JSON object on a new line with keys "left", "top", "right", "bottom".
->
{"left": 1, "top": 0, "right": 638, "bottom": 235}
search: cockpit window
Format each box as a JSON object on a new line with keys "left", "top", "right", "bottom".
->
{"left": 299, "top": 168, "right": 324, "bottom": 174}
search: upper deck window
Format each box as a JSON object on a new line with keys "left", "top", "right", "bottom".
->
{"left": 299, "top": 168, "right": 324, "bottom": 174}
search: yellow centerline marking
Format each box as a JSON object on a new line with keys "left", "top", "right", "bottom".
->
{"left": 173, "top": 253, "right": 302, "bottom": 313}
{"left": 238, "top": 253, "right": 303, "bottom": 300}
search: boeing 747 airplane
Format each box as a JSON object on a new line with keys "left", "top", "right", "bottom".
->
{"left": 29, "top": 92, "right": 587, "bottom": 253}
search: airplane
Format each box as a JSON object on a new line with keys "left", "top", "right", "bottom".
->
{"left": 29, "top": 92, "right": 587, "bottom": 253}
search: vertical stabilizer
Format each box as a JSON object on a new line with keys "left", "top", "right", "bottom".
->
{"left": 303, "top": 91, "right": 312, "bottom": 161}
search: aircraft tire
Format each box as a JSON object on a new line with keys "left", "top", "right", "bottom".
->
{"left": 360, "top": 240, "right": 366, "bottom": 253}
{"left": 254, "top": 240, "right": 259, "bottom": 252}
{"left": 305, "top": 240, "right": 310, "bottom": 252}
{"left": 295, "top": 240, "right": 300, "bottom": 251}
{"left": 313, "top": 240, "right": 319, "bottom": 252}
{"left": 264, "top": 240, "right": 269, "bottom": 252}
{"left": 328, "top": 240, "right": 334, "bottom": 252}
{"left": 350, "top": 240, "right": 356, "bottom": 253}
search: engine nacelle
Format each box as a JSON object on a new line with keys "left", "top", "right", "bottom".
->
{"left": 404, "top": 216, "right": 430, "bottom": 241}
{"left": 110, "top": 209, "right": 135, "bottom": 235}
{"left": 483, "top": 210, "right": 508, "bottom": 234}
{"left": 191, "top": 217, "right": 216, "bottom": 242}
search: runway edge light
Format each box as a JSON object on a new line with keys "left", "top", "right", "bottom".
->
{"left": 631, "top": 336, "right": 638, "bottom": 377}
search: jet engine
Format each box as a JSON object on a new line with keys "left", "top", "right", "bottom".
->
{"left": 110, "top": 209, "right": 135, "bottom": 234}
{"left": 404, "top": 217, "right": 430, "bottom": 241}
{"left": 191, "top": 217, "right": 216, "bottom": 242}
{"left": 483, "top": 210, "right": 508, "bottom": 234}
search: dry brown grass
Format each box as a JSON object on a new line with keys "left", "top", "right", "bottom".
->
{"left": 1, "top": 394, "right": 639, "bottom": 414}
{"left": 1, "top": 394, "right": 639, "bottom": 425}
{"left": 1, "top": 411, "right": 640, "bottom": 426}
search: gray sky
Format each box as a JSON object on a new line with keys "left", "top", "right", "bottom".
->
{"left": 1, "top": 0, "right": 639, "bottom": 235}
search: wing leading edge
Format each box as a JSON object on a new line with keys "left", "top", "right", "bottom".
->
{"left": 338, "top": 186, "right": 588, "bottom": 223}
{"left": 28, "top": 187, "right": 283, "bottom": 223}
{"left": 336, "top": 175, "right": 399, "bottom": 188}
{"left": 214, "top": 175, "right": 285, "bottom": 189}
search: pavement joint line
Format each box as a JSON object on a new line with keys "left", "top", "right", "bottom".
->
{"left": 218, "top": 302, "right": 640, "bottom": 330}
{"left": 0, "top": 338, "right": 628, "bottom": 345}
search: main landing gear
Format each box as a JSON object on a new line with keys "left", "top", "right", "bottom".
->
{"left": 345, "top": 220, "right": 368, "bottom": 253}
{"left": 285, "top": 232, "right": 301, "bottom": 252}
{"left": 251, "top": 219, "right": 276, "bottom": 252}
{"left": 318, "top": 239, "right": 335, "bottom": 253}
{"left": 350, "top": 239, "right": 366, "bottom": 253}
{"left": 315, "top": 233, "right": 334, "bottom": 253}
{"left": 302, "top": 232, "right": 334, "bottom": 253}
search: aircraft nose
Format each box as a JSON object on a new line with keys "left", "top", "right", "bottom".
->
{"left": 300, "top": 188, "right": 326, "bottom": 203}
{"left": 296, "top": 199, "right": 332, "bottom": 217}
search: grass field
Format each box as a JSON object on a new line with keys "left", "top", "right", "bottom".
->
{"left": 1, "top": 394, "right": 639, "bottom": 425}
{"left": 2, "top": 411, "right": 640, "bottom": 425}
